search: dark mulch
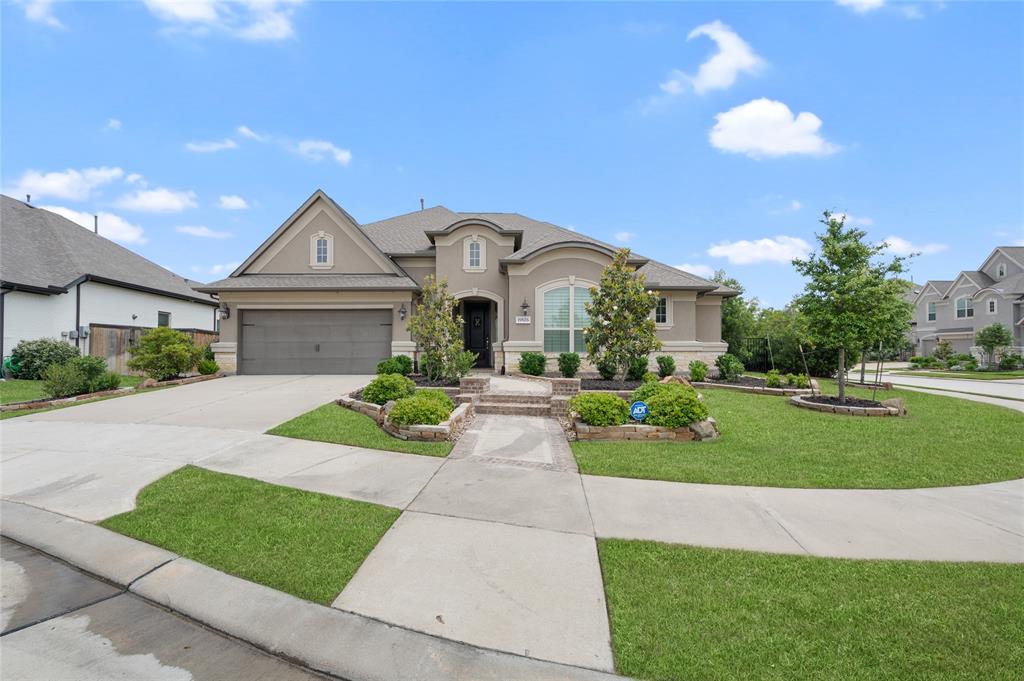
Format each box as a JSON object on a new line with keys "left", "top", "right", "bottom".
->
{"left": 703, "top": 375, "right": 767, "bottom": 388}
{"left": 409, "top": 375, "right": 460, "bottom": 387}
{"left": 579, "top": 379, "right": 645, "bottom": 391}
{"left": 804, "top": 395, "right": 886, "bottom": 408}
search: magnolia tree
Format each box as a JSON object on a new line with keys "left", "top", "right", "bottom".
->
{"left": 407, "top": 275, "right": 466, "bottom": 382}
{"left": 792, "top": 212, "right": 913, "bottom": 403}
{"left": 975, "top": 323, "right": 1013, "bottom": 366}
{"left": 583, "top": 248, "right": 661, "bottom": 381}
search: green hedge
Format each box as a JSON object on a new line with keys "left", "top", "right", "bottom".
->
{"left": 570, "top": 392, "right": 630, "bottom": 426}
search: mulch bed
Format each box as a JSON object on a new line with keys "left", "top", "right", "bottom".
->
{"left": 704, "top": 376, "right": 768, "bottom": 388}
{"left": 803, "top": 395, "right": 886, "bottom": 409}
{"left": 409, "top": 375, "right": 460, "bottom": 387}
{"left": 579, "top": 378, "right": 646, "bottom": 391}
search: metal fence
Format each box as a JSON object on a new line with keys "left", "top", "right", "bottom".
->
{"left": 89, "top": 324, "right": 218, "bottom": 374}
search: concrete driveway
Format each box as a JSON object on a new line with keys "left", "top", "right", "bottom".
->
{"left": 19, "top": 374, "right": 371, "bottom": 432}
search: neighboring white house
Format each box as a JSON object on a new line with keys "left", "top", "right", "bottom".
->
{"left": 1, "top": 195, "right": 218, "bottom": 359}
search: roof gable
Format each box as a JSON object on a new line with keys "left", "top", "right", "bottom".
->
{"left": 232, "top": 190, "right": 405, "bottom": 277}
{"left": 979, "top": 246, "right": 1024, "bottom": 273}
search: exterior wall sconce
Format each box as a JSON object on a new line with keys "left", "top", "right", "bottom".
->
{"left": 399, "top": 303, "right": 407, "bottom": 321}
{"left": 218, "top": 306, "right": 230, "bottom": 320}
{"left": 520, "top": 299, "right": 530, "bottom": 315}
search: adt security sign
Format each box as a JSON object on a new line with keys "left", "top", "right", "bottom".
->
{"left": 629, "top": 400, "right": 649, "bottom": 422}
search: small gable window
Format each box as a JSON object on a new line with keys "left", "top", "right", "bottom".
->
{"left": 464, "top": 235, "right": 486, "bottom": 272}
{"left": 955, "top": 297, "right": 974, "bottom": 319}
{"left": 316, "top": 237, "right": 328, "bottom": 264}
{"left": 997, "top": 263, "right": 1007, "bottom": 278}
{"left": 988, "top": 299, "right": 997, "bottom": 314}
{"left": 309, "top": 231, "right": 334, "bottom": 269}
{"left": 469, "top": 241, "right": 481, "bottom": 268}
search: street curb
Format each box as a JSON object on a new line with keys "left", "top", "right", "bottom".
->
{"left": 2, "top": 501, "right": 623, "bottom": 681}
{"left": 0, "top": 500, "right": 176, "bottom": 586}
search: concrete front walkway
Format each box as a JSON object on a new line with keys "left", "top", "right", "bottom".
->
{"left": 3, "top": 374, "right": 1023, "bottom": 675}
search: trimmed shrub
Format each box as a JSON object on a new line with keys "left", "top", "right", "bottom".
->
{"left": 626, "top": 356, "right": 649, "bottom": 381}
{"left": 68, "top": 355, "right": 108, "bottom": 387}
{"left": 596, "top": 357, "right": 617, "bottom": 380}
{"left": 642, "top": 372, "right": 659, "bottom": 384}
{"left": 91, "top": 371, "right": 123, "bottom": 392}
{"left": 656, "top": 355, "right": 676, "bottom": 378}
{"left": 631, "top": 380, "right": 697, "bottom": 405}
{"left": 519, "top": 352, "right": 547, "bottom": 376}
{"left": 765, "top": 369, "right": 783, "bottom": 388}
{"left": 792, "top": 373, "right": 811, "bottom": 389}
{"left": 201, "top": 343, "right": 215, "bottom": 363}
{"left": 128, "top": 327, "right": 202, "bottom": 381}
{"left": 376, "top": 355, "right": 413, "bottom": 376}
{"left": 415, "top": 388, "right": 455, "bottom": 411}
{"left": 10, "top": 338, "right": 79, "bottom": 380}
{"left": 645, "top": 386, "right": 710, "bottom": 428}
{"left": 933, "top": 339, "right": 953, "bottom": 361}
{"left": 715, "top": 353, "right": 744, "bottom": 382}
{"left": 569, "top": 392, "right": 630, "bottom": 426}
{"left": 688, "top": 360, "right": 708, "bottom": 382}
{"left": 999, "top": 353, "right": 1022, "bottom": 370}
{"left": 558, "top": 352, "right": 581, "bottom": 378}
{"left": 388, "top": 395, "right": 452, "bottom": 426}
{"left": 453, "top": 350, "right": 478, "bottom": 378}
{"left": 41, "top": 362, "right": 89, "bottom": 398}
{"left": 197, "top": 359, "right": 220, "bottom": 375}
{"left": 361, "top": 373, "right": 416, "bottom": 405}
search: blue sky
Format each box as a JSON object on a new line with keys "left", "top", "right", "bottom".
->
{"left": 3, "top": 0, "right": 1022, "bottom": 307}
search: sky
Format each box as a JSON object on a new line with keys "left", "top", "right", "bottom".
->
{"left": 2, "top": 0, "right": 1022, "bottom": 307}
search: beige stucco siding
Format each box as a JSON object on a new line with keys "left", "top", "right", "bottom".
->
{"left": 397, "top": 266, "right": 435, "bottom": 287}
{"left": 247, "top": 205, "right": 391, "bottom": 275}
{"left": 434, "top": 227, "right": 514, "bottom": 299}
{"left": 216, "top": 290, "right": 414, "bottom": 344}
{"left": 506, "top": 251, "right": 610, "bottom": 343}
{"left": 695, "top": 300, "right": 722, "bottom": 342}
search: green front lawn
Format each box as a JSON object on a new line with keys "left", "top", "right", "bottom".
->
{"left": 0, "top": 375, "right": 147, "bottom": 419}
{"left": 572, "top": 382, "right": 1024, "bottom": 488}
{"left": 891, "top": 369, "right": 1024, "bottom": 381}
{"left": 600, "top": 539, "right": 1023, "bottom": 681}
{"left": 268, "top": 402, "right": 452, "bottom": 457}
{"left": 101, "top": 467, "right": 399, "bottom": 604}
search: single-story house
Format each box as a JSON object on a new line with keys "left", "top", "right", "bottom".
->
{"left": 195, "top": 189, "right": 736, "bottom": 375}
{"left": 1, "top": 195, "right": 219, "bottom": 359}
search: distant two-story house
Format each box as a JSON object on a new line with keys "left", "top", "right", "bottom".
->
{"left": 910, "top": 246, "right": 1024, "bottom": 358}
{"left": 195, "top": 190, "right": 736, "bottom": 375}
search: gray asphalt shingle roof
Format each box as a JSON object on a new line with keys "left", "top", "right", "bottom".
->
{"left": 193, "top": 273, "right": 419, "bottom": 291}
{"left": 1, "top": 195, "right": 216, "bottom": 305}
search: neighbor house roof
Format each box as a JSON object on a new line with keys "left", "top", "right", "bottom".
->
{"left": 193, "top": 273, "right": 419, "bottom": 292}
{"left": 1, "top": 195, "right": 217, "bottom": 305}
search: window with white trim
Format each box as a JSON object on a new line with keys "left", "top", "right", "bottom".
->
{"left": 543, "top": 285, "right": 591, "bottom": 352}
{"left": 315, "top": 237, "right": 328, "bottom": 264}
{"left": 468, "top": 241, "right": 481, "bottom": 268}
{"left": 655, "top": 297, "right": 668, "bottom": 325}
{"left": 997, "top": 263, "right": 1007, "bottom": 278}
{"left": 987, "top": 299, "right": 997, "bottom": 314}
{"left": 157, "top": 311, "right": 171, "bottom": 327}
{"left": 927, "top": 302, "right": 936, "bottom": 321}
{"left": 309, "top": 231, "right": 333, "bottom": 268}
{"left": 463, "top": 236, "right": 486, "bottom": 271}
{"left": 955, "top": 297, "right": 973, "bottom": 319}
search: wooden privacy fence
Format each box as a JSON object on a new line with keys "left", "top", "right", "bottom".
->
{"left": 89, "top": 324, "right": 219, "bottom": 375}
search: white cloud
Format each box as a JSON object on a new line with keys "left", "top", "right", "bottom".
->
{"left": 881, "top": 235, "right": 948, "bottom": 256}
{"left": 10, "top": 166, "right": 123, "bottom": 201}
{"left": 205, "top": 262, "right": 241, "bottom": 276}
{"left": 790, "top": 199, "right": 802, "bottom": 211}
{"left": 143, "top": 0, "right": 302, "bottom": 42}
{"left": 614, "top": 231, "right": 635, "bottom": 243}
{"left": 176, "top": 225, "right": 231, "bottom": 239}
{"left": 831, "top": 212, "right": 874, "bottom": 226}
{"left": 295, "top": 139, "right": 352, "bottom": 166}
{"left": 708, "top": 235, "right": 811, "bottom": 264}
{"left": 106, "top": 118, "right": 122, "bottom": 131}
{"left": 217, "top": 194, "right": 249, "bottom": 210}
{"left": 656, "top": 21, "right": 764, "bottom": 99}
{"left": 710, "top": 98, "right": 839, "bottom": 159}
{"left": 185, "top": 138, "right": 238, "bottom": 153}
{"left": 237, "top": 125, "right": 266, "bottom": 141}
{"left": 115, "top": 187, "right": 197, "bottom": 213}
{"left": 836, "top": 0, "right": 886, "bottom": 13}
{"left": 41, "top": 205, "right": 146, "bottom": 244}
{"left": 901, "top": 5, "right": 923, "bottom": 19}
{"left": 675, "top": 263, "right": 716, "bottom": 278}
{"left": 17, "top": 0, "right": 63, "bottom": 28}
{"left": 125, "top": 173, "right": 146, "bottom": 186}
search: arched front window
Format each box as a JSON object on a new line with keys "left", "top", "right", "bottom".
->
{"left": 468, "top": 241, "right": 481, "bottom": 268}
{"left": 543, "top": 285, "right": 591, "bottom": 352}
{"left": 315, "top": 237, "right": 329, "bottom": 264}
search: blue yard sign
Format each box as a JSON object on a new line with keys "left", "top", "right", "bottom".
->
{"left": 629, "top": 400, "right": 649, "bottom": 421}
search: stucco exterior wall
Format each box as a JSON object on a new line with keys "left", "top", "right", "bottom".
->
{"left": 695, "top": 299, "right": 723, "bottom": 342}
{"left": 2, "top": 290, "right": 77, "bottom": 356}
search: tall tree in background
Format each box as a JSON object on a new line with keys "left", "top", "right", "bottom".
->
{"left": 713, "top": 270, "right": 758, "bottom": 360}
{"left": 584, "top": 248, "right": 661, "bottom": 381}
{"left": 792, "top": 212, "right": 913, "bottom": 403}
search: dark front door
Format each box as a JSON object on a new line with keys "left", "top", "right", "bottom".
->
{"left": 463, "top": 301, "right": 491, "bottom": 368}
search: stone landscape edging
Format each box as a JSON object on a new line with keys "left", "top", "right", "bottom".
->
{"left": 573, "top": 417, "right": 720, "bottom": 441}
{"left": 0, "top": 501, "right": 620, "bottom": 681}
{"left": 789, "top": 394, "right": 901, "bottom": 416}
{"left": 692, "top": 380, "right": 817, "bottom": 397}
{"left": 383, "top": 401, "right": 474, "bottom": 441}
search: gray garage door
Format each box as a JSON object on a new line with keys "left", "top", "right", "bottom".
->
{"left": 239, "top": 309, "right": 392, "bottom": 374}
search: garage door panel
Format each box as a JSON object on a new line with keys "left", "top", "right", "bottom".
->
{"left": 239, "top": 309, "right": 392, "bottom": 375}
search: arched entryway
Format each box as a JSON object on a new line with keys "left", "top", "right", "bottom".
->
{"left": 453, "top": 289, "right": 504, "bottom": 369}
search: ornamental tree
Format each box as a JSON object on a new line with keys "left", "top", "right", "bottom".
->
{"left": 406, "top": 275, "right": 466, "bottom": 382}
{"left": 975, "top": 323, "right": 1013, "bottom": 367}
{"left": 583, "top": 248, "right": 662, "bottom": 382}
{"left": 792, "top": 212, "right": 913, "bottom": 403}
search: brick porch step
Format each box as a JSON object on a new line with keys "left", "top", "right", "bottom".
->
{"left": 478, "top": 392, "right": 552, "bottom": 405}
{"left": 474, "top": 401, "right": 553, "bottom": 416}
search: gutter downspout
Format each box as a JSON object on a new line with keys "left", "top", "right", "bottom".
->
{"left": 75, "top": 282, "right": 82, "bottom": 353}
{"left": 1, "top": 290, "right": 8, "bottom": 359}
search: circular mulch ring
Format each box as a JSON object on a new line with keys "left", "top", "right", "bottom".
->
{"left": 790, "top": 394, "right": 902, "bottom": 417}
